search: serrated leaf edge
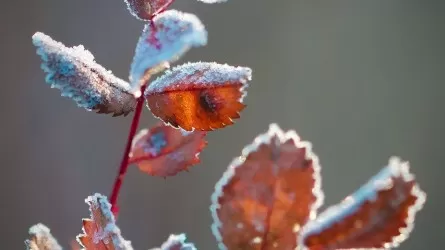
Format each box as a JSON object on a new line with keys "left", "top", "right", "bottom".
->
{"left": 209, "top": 123, "right": 324, "bottom": 250}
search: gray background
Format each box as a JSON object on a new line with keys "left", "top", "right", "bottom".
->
{"left": 1, "top": 0, "right": 443, "bottom": 249}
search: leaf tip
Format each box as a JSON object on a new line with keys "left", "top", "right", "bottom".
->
{"left": 25, "top": 223, "right": 62, "bottom": 250}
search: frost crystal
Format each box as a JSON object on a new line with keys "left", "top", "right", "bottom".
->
{"left": 129, "top": 10, "right": 207, "bottom": 92}
{"left": 150, "top": 234, "right": 197, "bottom": 250}
{"left": 145, "top": 62, "right": 252, "bottom": 95}
{"left": 32, "top": 32, "right": 137, "bottom": 116}
{"left": 25, "top": 223, "right": 62, "bottom": 250}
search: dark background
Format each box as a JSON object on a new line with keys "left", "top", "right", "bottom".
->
{"left": 1, "top": 0, "right": 444, "bottom": 249}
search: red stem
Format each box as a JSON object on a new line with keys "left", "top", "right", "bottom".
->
{"left": 109, "top": 84, "right": 147, "bottom": 216}
{"left": 151, "top": 0, "right": 175, "bottom": 18}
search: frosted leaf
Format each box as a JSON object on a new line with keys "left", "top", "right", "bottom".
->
{"left": 129, "top": 123, "right": 207, "bottom": 177}
{"left": 144, "top": 62, "right": 252, "bottom": 131}
{"left": 298, "top": 157, "right": 426, "bottom": 250}
{"left": 124, "top": 0, "right": 174, "bottom": 21}
{"left": 210, "top": 124, "right": 323, "bottom": 250}
{"left": 149, "top": 234, "right": 197, "bottom": 250}
{"left": 129, "top": 10, "right": 207, "bottom": 92}
{"left": 32, "top": 32, "right": 137, "bottom": 116}
{"left": 77, "top": 193, "right": 133, "bottom": 250}
{"left": 25, "top": 224, "right": 62, "bottom": 250}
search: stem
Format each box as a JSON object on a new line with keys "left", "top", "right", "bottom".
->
{"left": 151, "top": 0, "right": 175, "bottom": 18}
{"left": 109, "top": 84, "right": 147, "bottom": 216}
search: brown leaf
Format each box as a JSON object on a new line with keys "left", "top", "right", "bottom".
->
{"left": 145, "top": 62, "right": 252, "bottom": 131}
{"left": 129, "top": 123, "right": 207, "bottom": 177}
{"left": 211, "top": 124, "right": 323, "bottom": 250}
{"left": 299, "top": 157, "right": 426, "bottom": 250}
{"left": 77, "top": 194, "right": 133, "bottom": 250}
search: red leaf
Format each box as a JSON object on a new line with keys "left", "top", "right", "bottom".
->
{"left": 299, "top": 157, "right": 426, "bottom": 250}
{"left": 145, "top": 62, "right": 252, "bottom": 131}
{"left": 125, "top": 0, "right": 174, "bottom": 20}
{"left": 210, "top": 124, "right": 323, "bottom": 250}
{"left": 77, "top": 194, "right": 133, "bottom": 250}
{"left": 129, "top": 123, "right": 207, "bottom": 177}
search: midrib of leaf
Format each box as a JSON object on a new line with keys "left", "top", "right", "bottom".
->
{"left": 260, "top": 142, "right": 280, "bottom": 250}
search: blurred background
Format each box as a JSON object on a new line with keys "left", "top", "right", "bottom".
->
{"left": 1, "top": 0, "right": 444, "bottom": 249}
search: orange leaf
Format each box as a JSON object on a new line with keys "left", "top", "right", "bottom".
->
{"left": 210, "top": 124, "right": 323, "bottom": 250}
{"left": 129, "top": 123, "right": 207, "bottom": 177}
{"left": 299, "top": 157, "right": 426, "bottom": 250}
{"left": 145, "top": 62, "right": 252, "bottom": 131}
{"left": 77, "top": 194, "right": 133, "bottom": 250}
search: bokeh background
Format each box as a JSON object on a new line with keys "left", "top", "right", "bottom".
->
{"left": 1, "top": 0, "right": 444, "bottom": 249}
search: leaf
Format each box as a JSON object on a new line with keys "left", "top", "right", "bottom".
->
{"left": 124, "top": 0, "right": 174, "bottom": 20}
{"left": 32, "top": 32, "right": 137, "bottom": 117}
{"left": 129, "top": 122, "right": 207, "bottom": 177}
{"left": 129, "top": 10, "right": 207, "bottom": 92}
{"left": 25, "top": 223, "right": 62, "bottom": 250}
{"left": 298, "top": 157, "right": 426, "bottom": 250}
{"left": 149, "top": 234, "right": 197, "bottom": 250}
{"left": 145, "top": 62, "right": 252, "bottom": 131}
{"left": 77, "top": 193, "right": 133, "bottom": 250}
{"left": 210, "top": 123, "right": 323, "bottom": 250}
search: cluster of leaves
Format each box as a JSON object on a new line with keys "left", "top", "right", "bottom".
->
{"left": 31, "top": 0, "right": 251, "bottom": 177}
{"left": 26, "top": 194, "right": 196, "bottom": 250}
{"left": 27, "top": 0, "right": 426, "bottom": 249}
{"left": 25, "top": 124, "right": 426, "bottom": 249}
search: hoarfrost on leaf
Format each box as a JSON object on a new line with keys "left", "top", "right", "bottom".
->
{"left": 25, "top": 223, "right": 62, "bottom": 250}
{"left": 32, "top": 32, "right": 137, "bottom": 116}
{"left": 129, "top": 123, "right": 207, "bottom": 177}
{"left": 129, "top": 10, "right": 207, "bottom": 92}
{"left": 144, "top": 62, "right": 252, "bottom": 131}
{"left": 149, "top": 234, "right": 197, "bottom": 250}
{"left": 298, "top": 157, "right": 426, "bottom": 250}
{"left": 77, "top": 193, "right": 133, "bottom": 250}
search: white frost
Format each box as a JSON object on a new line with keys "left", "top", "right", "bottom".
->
{"left": 129, "top": 10, "right": 207, "bottom": 92}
